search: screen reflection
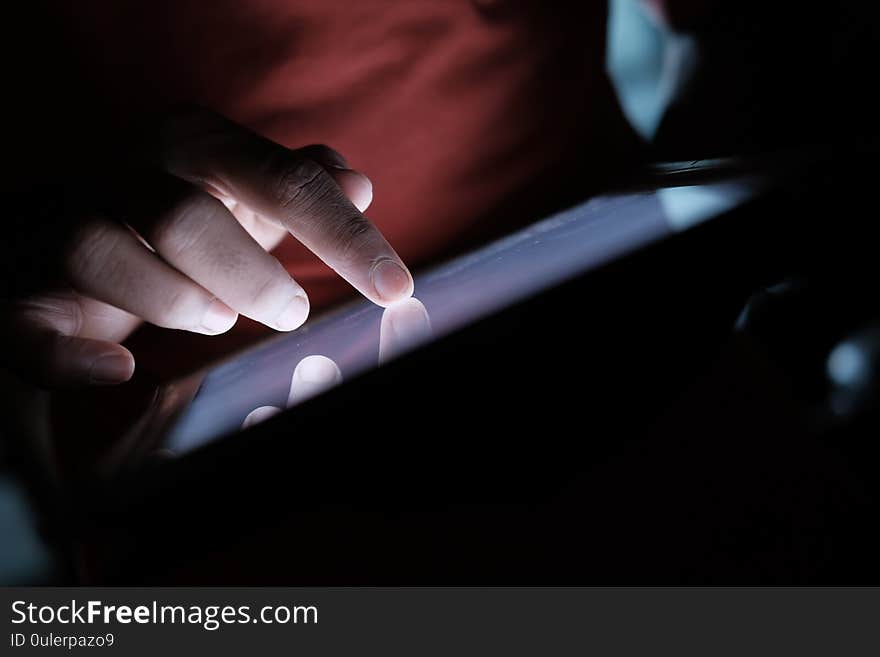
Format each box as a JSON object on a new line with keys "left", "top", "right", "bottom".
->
{"left": 242, "top": 298, "right": 432, "bottom": 429}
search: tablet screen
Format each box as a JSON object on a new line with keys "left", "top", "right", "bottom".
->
{"left": 161, "top": 175, "right": 758, "bottom": 455}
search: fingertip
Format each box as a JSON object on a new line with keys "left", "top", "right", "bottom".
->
{"left": 370, "top": 258, "right": 415, "bottom": 306}
{"left": 272, "top": 292, "right": 310, "bottom": 331}
{"left": 88, "top": 348, "right": 135, "bottom": 385}
{"left": 200, "top": 299, "right": 239, "bottom": 334}
{"left": 32, "top": 334, "right": 135, "bottom": 388}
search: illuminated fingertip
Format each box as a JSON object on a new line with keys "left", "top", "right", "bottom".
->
{"left": 200, "top": 299, "right": 238, "bottom": 334}
{"left": 273, "top": 293, "right": 310, "bottom": 331}
{"left": 371, "top": 259, "right": 414, "bottom": 305}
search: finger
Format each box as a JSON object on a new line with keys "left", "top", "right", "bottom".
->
{"left": 219, "top": 197, "right": 288, "bottom": 251}
{"left": 326, "top": 167, "right": 373, "bottom": 213}
{"left": 63, "top": 217, "right": 238, "bottom": 334}
{"left": 298, "top": 144, "right": 373, "bottom": 212}
{"left": 378, "top": 297, "right": 433, "bottom": 365}
{"left": 297, "top": 144, "right": 349, "bottom": 169}
{"left": 75, "top": 295, "right": 142, "bottom": 343}
{"left": 216, "top": 145, "right": 370, "bottom": 251}
{"left": 129, "top": 179, "right": 309, "bottom": 331}
{"left": 287, "top": 355, "right": 343, "bottom": 406}
{"left": 242, "top": 405, "right": 282, "bottom": 429}
{"left": 159, "top": 108, "right": 412, "bottom": 306}
{"left": 2, "top": 293, "right": 135, "bottom": 387}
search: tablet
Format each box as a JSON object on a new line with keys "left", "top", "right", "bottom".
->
{"left": 150, "top": 164, "right": 762, "bottom": 457}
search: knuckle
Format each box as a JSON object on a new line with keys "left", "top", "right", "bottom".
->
{"left": 63, "top": 220, "right": 123, "bottom": 285}
{"left": 148, "top": 193, "right": 220, "bottom": 259}
{"left": 265, "top": 154, "right": 332, "bottom": 212}
{"left": 299, "top": 143, "right": 344, "bottom": 167}
{"left": 13, "top": 293, "right": 84, "bottom": 337}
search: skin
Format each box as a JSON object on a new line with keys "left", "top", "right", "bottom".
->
{"left": 1, "top": 107, "right": 414, "bottom": 388}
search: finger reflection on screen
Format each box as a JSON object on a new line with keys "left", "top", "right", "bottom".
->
{"left": 379, "top": 297, "right": 433, "bottom": 365}
{"left": 240, "top": 354, "right": 343, "bottom": 430}
{"left": 242, "top": 405, "right": 282, "bottom": 429}
{"left": 287, "top": 354, "right": 344, "bottom": 406}
{"left": 173, "top": 178, "right": 764, "bottom": 450}
{"left": 239, "top": 298, "right": 433, "bottom": 430}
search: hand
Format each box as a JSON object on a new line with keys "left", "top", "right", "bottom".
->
{"left": 242, "top": 297, "right": 432, "bottom": 428}
{"left": 0, "top": 107, "right": 413, "bottom": 388}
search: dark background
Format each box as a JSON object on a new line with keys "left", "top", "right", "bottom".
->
{"left": 1, "top": 1, "right": 879, "bottom": 584}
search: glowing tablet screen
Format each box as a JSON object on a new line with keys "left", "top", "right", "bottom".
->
{"left": 163, "top": 177, "right": 756, "bottom": 453}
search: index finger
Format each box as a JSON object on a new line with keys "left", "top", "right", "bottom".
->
{"left": 158, "top": 107, "right": 414, "bottom": 307}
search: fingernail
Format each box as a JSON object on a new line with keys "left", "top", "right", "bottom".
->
{"left": 371, "top": 259, "right": 413, "bottom": 304}
{"left": 274, "top": 293, "right": 310, "bottom": 331}
{"left": 201, "top": 299, "right": 238, "bottom": 334}
{"left": 89, "top": 353, "right": 135, "bottom": 384}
